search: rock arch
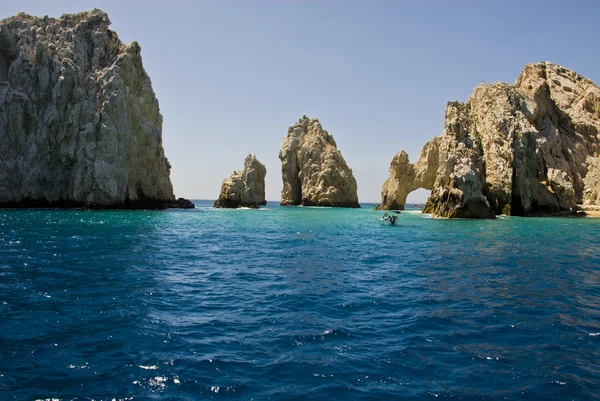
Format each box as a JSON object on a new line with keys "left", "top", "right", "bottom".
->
{"left": 382, "top": 62, "right": 600, "bottom": 218}
{"left": 379, "top": 138, "right": 439, "bottom": 210}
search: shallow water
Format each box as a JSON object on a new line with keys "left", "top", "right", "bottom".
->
{"left": 1, "top": 200, "right": 600, "bottom": 400}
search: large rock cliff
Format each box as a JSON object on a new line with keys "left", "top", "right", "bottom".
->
{"left": 0, "top": 10, "right": 192, "bottom": 209}
{"left": 381, "top": 62, "right": 600, "bottom": 218}
{"left": 214, "top": 154, "right": 266, "bottom": 208}
{"left": 279, "top": 116, "right": 359, "bottom": 208}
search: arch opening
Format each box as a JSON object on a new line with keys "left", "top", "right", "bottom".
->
{"left": 406, "top": 188, "right": 431, "bottom": 208}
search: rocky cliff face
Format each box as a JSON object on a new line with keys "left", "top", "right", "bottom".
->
{"left": 214, "top": 154, "right": 266, "bottom": 208}
{"left": 279, "top": 116, "right": 359, "bottom": 208}
{"left": 0, "top": 10, "right": 191, "bottom": 209}
{"left": 381, "top": 62, "right": 600, "bottom": 218}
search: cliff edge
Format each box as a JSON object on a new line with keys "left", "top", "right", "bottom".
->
{"left": 0, "top": 10, "right": 192, "bottom": 209}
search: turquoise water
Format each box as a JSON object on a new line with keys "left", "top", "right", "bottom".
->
{"left": 1, "top": 200, "right": 600, "bottom": 400}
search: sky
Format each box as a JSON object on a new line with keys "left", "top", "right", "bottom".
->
{"left": 3, "top": 1, "right": 600, "bottom": 203}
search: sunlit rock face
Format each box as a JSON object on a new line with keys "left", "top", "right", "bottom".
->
{"left": 0, "top": 10, "right": 191, "bottom": 209}
{"left": 379, "top": 140, "right": 439, "bottom": 210}
{"left": 381, "top": 62, "right": 600, "bottom": 218}
{"left": 279, "top": 116, "right": 359, "bottom": 208}
{"left": 214, "top": 154, "right": 266, "bottom": 208}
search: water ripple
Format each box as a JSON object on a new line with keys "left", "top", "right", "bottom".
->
{"left": 1, "top": 202, "right": 600, "bottom": 400}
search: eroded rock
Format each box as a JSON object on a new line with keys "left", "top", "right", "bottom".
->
{"left": 214, "top": 154, "right": 266, "bottom": 208}
{"left": 279, "top": 116, "right": 359, "bottom": 208}
{"left": 380, "top": 138, "right": 439, "bottom": 210}
{"left": 0, "top": 10, "right": 191, "bottom": 209}
{"left": 381, "top": 62, "right": 600, "bottom": 218}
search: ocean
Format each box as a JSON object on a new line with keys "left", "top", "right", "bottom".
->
{"left": 1, "top": 200, "right": 600, "bottom": 400}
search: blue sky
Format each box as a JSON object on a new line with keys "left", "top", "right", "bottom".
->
{"left": 4, "top": 0, "right": 600, "bottom": 202}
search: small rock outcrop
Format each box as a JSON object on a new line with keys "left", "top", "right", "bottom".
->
{"left": 279, "top": 116, "right": 359, "bottom": 208}
{"left": 214, "top": 154, "right": 266, "bottom": 208}
{"left": 381, "top": 62, "right": 600, "bottom": 218}
{"left": 0, "top": 10, "right": 192, "bottom": 209}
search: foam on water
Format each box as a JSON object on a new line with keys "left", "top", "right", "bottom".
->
{"left": 1, "top": 200, "right": 600, "bottom": 400}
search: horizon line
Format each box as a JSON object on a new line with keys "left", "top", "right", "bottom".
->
{"left": 184, "top": 199, "right": 428, "bottom": 205}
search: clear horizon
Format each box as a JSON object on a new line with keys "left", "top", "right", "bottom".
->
{"left": 182, "top": 199, "right": 426, "bottom": 205}
{"left": 3, "top": 0, "right": 600, "bottom": 203}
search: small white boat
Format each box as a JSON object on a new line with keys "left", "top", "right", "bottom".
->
{"left": 381, "top": 212, "right": 400, "bottom": 225}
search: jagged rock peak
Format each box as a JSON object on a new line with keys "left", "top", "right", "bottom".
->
{"left": 382, "top": 62, "right": 600, "bottom": 218}
{"left": 279, "top": 115, "right": 359, "bottom": 208}
{"left": 1, "top": 9, "right": 109, "bottom": 29}
{"left": 214, "top": 154, "right": 266, "bottom": 209}
{"left": 0, "top": 10, "right": 192, "bottom": 209}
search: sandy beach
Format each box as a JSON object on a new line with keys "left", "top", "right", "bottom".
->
{"left": 586, "top": 210, "right": 600, "bottom": 217}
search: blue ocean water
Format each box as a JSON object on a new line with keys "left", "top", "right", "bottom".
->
{"left": 1, "top": 200, "right": 600, "bottom": 400}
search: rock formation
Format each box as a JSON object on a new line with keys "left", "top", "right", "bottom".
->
{"left": 0, "top": 10, "right": 192, "bottom": 209}
{"left": 279, "top": 116, "right": 359, "bottom": 208}
{"left": 380, "top": 140, "right": 439, "bottom": 210}
{"left": 381, "top": 62, "right": 600, "bottom": 218}
{"left": 214, "top": 154, "right": 266, "bottom": 208}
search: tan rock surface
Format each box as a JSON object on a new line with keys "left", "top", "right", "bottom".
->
{"left": 0, "top": 10, "right": 191, "bottom": 208}
{"left": 583, "top": 156, "right": 600, "bottom": 207}
{"left": 214, "top": 154, "right": 266, "bottom": 208}
{"left": 279, "top": 116, "right": 359, "bottom": 208}
{"left": 380, "top": 138, "right": 439, "bottom": 210}
{"left": 381, "top": 62, "right": 600, "bottom": 218}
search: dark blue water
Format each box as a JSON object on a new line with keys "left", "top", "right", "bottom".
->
{"left": 1, "top": 200, "right": 600, "bottom": 400}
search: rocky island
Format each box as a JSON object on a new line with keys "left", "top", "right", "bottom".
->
{"left": 214, "top": 154, "right": 266, "bottom": 208}
{"left": 279, "top": 116, "right": 359, "bottom": 208}
{"left": 0, "top": 10, "right": 192, "bottom": 209}
{"left": 380, "top": 62, "right": 600, "bottom": 218}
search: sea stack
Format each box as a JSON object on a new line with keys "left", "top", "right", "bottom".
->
{"left": 380, "top": 62, "right": 600, "bottom": 218}
{"left": 0, "top": 10, "right": 192, "bottom": 209}
{"left": 214, "top": 154, "right": 266, "bottom": 208}
{"left": 279, "top": 116, "right": 359, "bottom": 208}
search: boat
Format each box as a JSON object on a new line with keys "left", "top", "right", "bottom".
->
{"left": 381, "top": 212, "right": 400, "bottom": 225}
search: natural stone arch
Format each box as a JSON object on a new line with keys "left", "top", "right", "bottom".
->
{"left": 379, "top": 138, "right": 440, "bottom": 210}
{"left": 384, "top": 62, "right": 600, "bottom": 218}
